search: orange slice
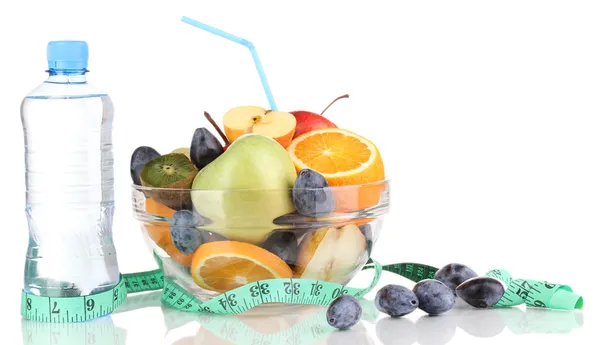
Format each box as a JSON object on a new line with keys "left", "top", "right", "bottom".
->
{"left": 191, "top": 241, "right": 293, "bottom": 292}
{"left": 164, "top": 239, "right": 195, "bottom": 267}
{"left": 143, "top": 224, "right": 195, "bottom": 266}
{"left": 143, "top": 198, "right": 196, "bottom": 266}
{"left": 144, "top": 198, "right": 175, "bottom": 249}
{"left": 287, "top": 128, "right": 385, "bottom": 211}
{"left": 145, "top": 198, "right": 176, "bottom": 218}
{"left": 145, "top": 222, "right": 170, "bottom": 247}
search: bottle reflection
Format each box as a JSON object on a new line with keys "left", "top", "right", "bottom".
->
{"left": 19, "top": 290, "right": 166, "bottom": 345}
{"left": 21, "top": 316, "right": 127, "bottom": 345}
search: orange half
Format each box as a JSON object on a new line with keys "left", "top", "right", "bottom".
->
{"left": 191, "top": 241, "right": 293, "bottom": 292}
{"left": 287, "top": 128, "right": 385, "bottom": 211}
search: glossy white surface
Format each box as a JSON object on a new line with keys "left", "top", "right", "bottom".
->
{"left": 1, "top": 1, "right": 599, "bottom": 344}
{"left": 16, "top": 273, "right": 593, "bottom": 345}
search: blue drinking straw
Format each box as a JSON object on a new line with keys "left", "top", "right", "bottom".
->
{"left": 181, "top": 16, "right": 278, "bottom": 111}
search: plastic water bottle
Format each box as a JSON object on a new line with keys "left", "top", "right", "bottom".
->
{"left": 21, "top": 41, "right": 119, "bottom": 297}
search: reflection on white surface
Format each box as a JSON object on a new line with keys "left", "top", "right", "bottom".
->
{"left": 21, "top": 316, "right": 127, "bottom": 345}
{"left": 375, "top": 303, "right": 584, "bottom": 345}
{"left": 165, "top": 307, "right": 375, "bottom": 345}
{"left": 19, "top": 291, "right": 162, "bottom": 345}
{"left": 162, "top": 298, "right": 380, "bottom": 344}
{"left": 18, "top": 292, "right": 584, "bottom": 345}
{"left": 163, "top": 299, "right": 584, "bottom": 345}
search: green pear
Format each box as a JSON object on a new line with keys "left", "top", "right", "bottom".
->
{"left": 191, "top": 134, "right": 297, "bottom": 243}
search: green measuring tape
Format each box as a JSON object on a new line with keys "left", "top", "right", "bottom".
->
{"left": 20, "top": 269, "right": 162, "bottom": 322}
{"left": 21, "top": 279, "right": 128, "bottom": 323}
{"left": 20, "top": 260, "right": 583, "bottom": 323}
{"left": 485, "top": 269, "right": 584, "bottom": 310}
{"left": 159, "top": 259, "right": 382, "bottom": 315}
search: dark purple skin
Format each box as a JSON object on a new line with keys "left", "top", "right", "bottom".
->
{"left": 413, "top": 279, "right": 455, "bottom": 315}
{"left": 260, "top": 231, "right": 298, "bottom": 267}
{"left": 130, "top": 146, "right": 160, "bottom": 185}
{"left": 190, "top": 128, "right": 224, "bottom": 170}
{"left": 169, "top": 210, "right": 224, "bottom": 255}
{"left": 375, "top": 284, "right": 419, "bottom": 317}
{"left": 327, "top": 295, "right": 362, "bottom": 330}
{"left": 434, "top": 263, "right": 478, "bottom": 295}
{"left": 273, "top": 213, "right": 331, "bottom": 230}
{"left": 456, "top": 277, "right": 505, "bottom": 308}
{"left": 293, "top": 169, "right": 335, "bottom": 217}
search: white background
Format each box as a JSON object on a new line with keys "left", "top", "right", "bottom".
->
{"left": 0, "top": 0, "right": 598, "bottom": 344}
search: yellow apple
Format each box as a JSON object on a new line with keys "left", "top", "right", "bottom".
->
{"left": 223, "top": 106, "right": 296, "bottom": 147}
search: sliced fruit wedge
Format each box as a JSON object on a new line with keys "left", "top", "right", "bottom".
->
{"left": 287, "top": 128, "right": 386, "bottom": 212}
{"left": 287, "top": 128, "right": 384, "bottom": 185}
{"left": 223, "top": 106, "right": 297, "bottom": 147}
{"left": 191, "top": 241, "right": 293, "bottom": 292}
{"left": 295, "top": 224, "right": 366, "bottom": 282}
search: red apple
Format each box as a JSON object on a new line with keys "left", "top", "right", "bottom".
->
{"left": 290, "top": 94, "right": 348, "bottom": 139}
{"left": 290, "top": 111, "right": 337, "bottom": 138}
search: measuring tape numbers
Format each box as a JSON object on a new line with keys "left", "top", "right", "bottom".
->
{"left": 159, "top": 259, "right": 384, "bottom": 314}
{"left": 20, "top": 259, "right": 583, "bottom": 323}
{"left": 485, "top": 269, "right": 583, "bottom": 310}
{"left": 20, "top": 270, "right": 161, "bottom": 323}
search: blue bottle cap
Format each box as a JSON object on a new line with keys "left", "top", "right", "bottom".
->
{"left": 47, "top": 41, "right": 89, "bottom": 70}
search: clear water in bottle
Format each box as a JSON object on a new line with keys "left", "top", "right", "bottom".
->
{"left": 21, "top": 41, "right": 119, "bottom": 297}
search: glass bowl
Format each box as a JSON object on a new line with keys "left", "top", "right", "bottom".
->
{"left": 131, "top": 181, "right": 390, "bottom": 311}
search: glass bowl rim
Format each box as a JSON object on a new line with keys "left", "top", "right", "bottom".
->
{"left": 131, "top": 179, "right": 391, "bottom": 192}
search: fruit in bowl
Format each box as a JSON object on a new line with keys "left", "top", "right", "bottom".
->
{"left": 223, "top": 106, "right": 297, "bottom": 147}
{"left": 134, "top": 183, "right": 387, "bottom": 297}
{"left": 130, "top": 146, "right": 160, "bottom": 186}
{"left": 140, "top": 153, "right": 198, "bottom": 209}
{"left": 289, "top": 93, "right": 347, "bottom": 138}
{"left": 131, "top": 96, "right": 388, "bottom": 301}
{"left": 191, "top": 241, "right": 293, "bottom": 292}
{"left": 287, "top": 128, "right": 385, "bottom": 212}
{"left": 296, "top": 224, "right": 366, "bottom": 283}
{"left": 191, "top": 134, "right": 297, "bottom": 243}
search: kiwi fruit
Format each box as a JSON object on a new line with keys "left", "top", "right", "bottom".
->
{"left": 140, "top": 153, "right": 198, "bottom": 209}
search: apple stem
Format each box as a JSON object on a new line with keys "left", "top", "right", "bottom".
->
{"left": 320, "top": 94, "right": 350, "bottom": 116}
{"left": 204, "top": 111, "right": 230, "bottom": 145}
